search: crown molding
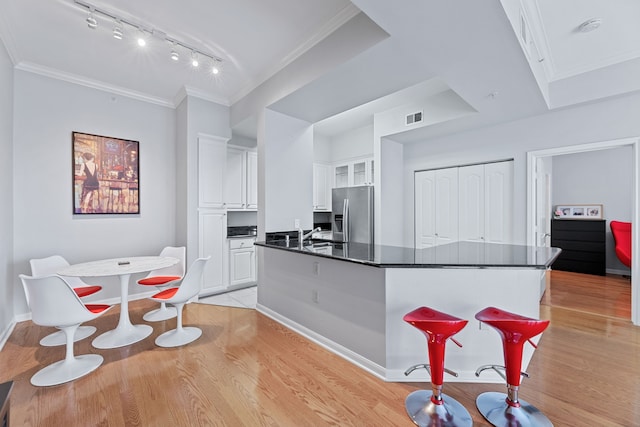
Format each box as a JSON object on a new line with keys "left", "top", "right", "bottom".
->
{"left": 15, "top": 61, "right": 175, "bottom": 108}
{"left": 0, "top": 10, "right": 19, "bottom": 65}
{"left": 230, "top": 3, "right": 361, "bottom": 104}
{"left": 174, "top": 85, "right": 230, "bottom": 107}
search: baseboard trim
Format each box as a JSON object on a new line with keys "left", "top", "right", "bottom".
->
{"left": 256, "top": 304, "right": 386, "bottom": 381}
{"left": 0, "top": 319, "right": 16, "bottom": 352}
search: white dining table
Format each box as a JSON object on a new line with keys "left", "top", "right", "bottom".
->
{"left": 58, "top": 256, "right": 179, "bottom": 349}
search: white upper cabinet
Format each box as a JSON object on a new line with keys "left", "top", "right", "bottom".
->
{"left": 225, "top": 147, "right": 245, "bottom": 209}
{"left": 246, "top": 151, "right": 258, "bottom": 210}
{"left": 198, "top": 136, "right": 227, "bottom": 209}
{"left": 334, "top": 157, "right": 374, "bottom": 188}
{"left": 225, "top": 146, "right": 257, "bottom": 211}
{"left": 313, "top": 163, "right": 332, "bottom": 211}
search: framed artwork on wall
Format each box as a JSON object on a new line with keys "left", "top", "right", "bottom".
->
{"left": 73, "top": 131, "right": 140, "bottom": 215}
{"left": 554, "top": 204, "right": 603, "bottom": 219}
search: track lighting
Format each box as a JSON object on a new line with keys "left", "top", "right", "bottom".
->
{"left": 112, "top": 20, "right": 123, "bottom": 40}
{"left": 137, "top": 30, "right": 147, "bottom": 47}
{"left": 86, "top": 10, "right": 97, "bottom": 29}
{"left": 170, "top": 43, "right": 179, "bottom": 61}
{"left": 212, "top": 60, "right": 222, "bottom": 75}
{"left": 74, "top": 0, "right": 224, "bottom": 77}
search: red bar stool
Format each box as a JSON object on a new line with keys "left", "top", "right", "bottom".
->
{"left": 403, "top": 306, "right": 472, "bottom": 427}
{"left": 475, "top": 306, "right": 552, "bottom": 427}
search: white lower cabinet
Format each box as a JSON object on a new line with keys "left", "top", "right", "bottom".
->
{"left": 228, "top": 238, "right": 256, "bottom": 286}
{"left": 199, "top": 210, "right": 227, "bottom": 294}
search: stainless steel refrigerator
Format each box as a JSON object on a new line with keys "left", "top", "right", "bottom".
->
{"left": 331, "top": 186, "right": 374, "bottom": 244}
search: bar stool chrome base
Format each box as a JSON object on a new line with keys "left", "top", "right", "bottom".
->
{"left": 406, "top": 390, "right": 472, "bottom": 427}
{"left": 476, "top": 392, "right": 553, "bottom": 427}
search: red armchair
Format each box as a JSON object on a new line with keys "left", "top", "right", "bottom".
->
{"left": 610, "top": 221, "right": 631, "bottom": 268}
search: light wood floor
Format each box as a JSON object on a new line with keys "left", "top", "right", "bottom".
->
{"left": 1, "top": 271, "right": 638, "bottom": 426}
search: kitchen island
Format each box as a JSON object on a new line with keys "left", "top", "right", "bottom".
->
{"left": 255, "top": 240, "right": 561, "bottom": 383}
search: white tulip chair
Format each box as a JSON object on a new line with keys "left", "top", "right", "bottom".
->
{"left": 19, "top": 274, "right": 112, "bottom": 387}
{"left": 137, "top": 246, "right": 186, "bottom": 322}
{"left": 149, "top": 256, "right": 210, "bottom": 347}
{"left": 30, "top": 255, "right": 103, "bottom": 346}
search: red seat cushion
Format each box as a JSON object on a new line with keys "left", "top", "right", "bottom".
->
{"left": 85, "top": 304, "right": 111, "bottom": 314}
{"left": 73, "top": 285, "right": 102, "bottom": 298}
{"left": 138, "top": 276, "right": 181, "bottom": 286}
{"left": 152, "top": 287, "right": 179, "bottom": 300}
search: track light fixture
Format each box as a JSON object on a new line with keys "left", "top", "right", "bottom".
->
{"left": 170, "top": 46, "right": 180, "bottom": 61}
{"left": 137, "top": 30, "right": 147, "bottom": 47}
{"left": 86, "top": 8, "right": 97, "bottom": 29}
{"left": 112, "top": 20, "right": 123, "bottom": 40}
{"left": 212, "top": 59, "right": 222, "bottom": 75}
{"left": 74, "top": 0, "right": 224, "bottom": 76}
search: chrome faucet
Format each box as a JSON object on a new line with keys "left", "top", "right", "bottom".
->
{"left": 298, "top": 227, "right": 321, "bottom": 246}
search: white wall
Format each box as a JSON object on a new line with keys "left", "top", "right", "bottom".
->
{"left": 313, "top": 133, "right": 332, "bottom": 163}
{"left": 0, "top": 39, "right": 14, "bottom": 339}
{"left": 12, "top": 71, "right": 178, "bottom": 314}
{"left": 553, "top": 147, "right": 633, "bottom": 272}
{"left": 400, "top": 90, "right": 640, "bottom": 248}
{"left": 262, "top": 109, "right": 313, "bottom": 232}
{"left": 331, "top": 124, "right": 373, "bottom": 161}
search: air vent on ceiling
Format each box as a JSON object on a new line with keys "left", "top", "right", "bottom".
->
{"left": 405, "top": 111, "right": 423, "bottom": 126}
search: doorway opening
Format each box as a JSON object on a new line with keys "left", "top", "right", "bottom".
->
{"left": 526, "top": 137, "right": 640, "bottom": 325}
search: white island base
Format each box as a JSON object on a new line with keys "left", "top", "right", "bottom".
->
{"left": 257, "top": 246, "right": 547, "bottom": 383}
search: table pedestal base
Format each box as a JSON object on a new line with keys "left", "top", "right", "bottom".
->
{"left": 92, "top": 324, "right": 153, "bottom": 349}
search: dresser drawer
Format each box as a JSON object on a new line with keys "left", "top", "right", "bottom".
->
{"left": 551, "top": 219, "right": 606, "bottom": 276}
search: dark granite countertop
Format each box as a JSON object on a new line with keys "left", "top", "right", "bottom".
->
{"left": 255, "top": 240, "right": 562, "bottom": 269}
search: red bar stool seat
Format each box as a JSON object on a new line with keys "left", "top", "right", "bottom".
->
{"left": 474, "top": 306, "right": 552, "bottom": 427}
{"left": 403, "top": 306, "right": 472, "bottom": 427}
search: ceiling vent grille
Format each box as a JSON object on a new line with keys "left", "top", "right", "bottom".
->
{"left": 405, "top": 111, "right": 423, "bottom": 126}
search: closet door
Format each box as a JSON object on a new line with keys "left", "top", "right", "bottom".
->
{"left": 415, "top": 170, "right": 437, "bottom": 248}
{"left": 484, "top": 161, "right": 513, "bottom": 243}
{"left": 459, "top": 164, "right": 485, "bottom": 242}
{"left": 415, "top": 168, "right": 459, "bottom": 248}
{"left": 434, "top": 168, "right": 459, "bottom": 245}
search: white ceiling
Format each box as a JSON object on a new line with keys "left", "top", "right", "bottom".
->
{"left": 0, "top": 0, "right": 638, "bottom": 142}
{"left": 0, "top": 0, "right": 358, "bottom": 105}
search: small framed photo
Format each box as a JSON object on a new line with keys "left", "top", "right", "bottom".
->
{"left": 554, "top": 204, "right": 603, "bottom": 219}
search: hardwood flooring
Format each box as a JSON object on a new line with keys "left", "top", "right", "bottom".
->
{"left": 1, "top": 270, "right": 638, "bottom": 426}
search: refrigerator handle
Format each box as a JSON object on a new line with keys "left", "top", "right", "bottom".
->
{"left": 343, "top": 198, "right": 349, "bottom": 242}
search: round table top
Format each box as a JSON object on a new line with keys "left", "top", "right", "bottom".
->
{"left": 57, "top": 256, "right": 179, "bottom": 277}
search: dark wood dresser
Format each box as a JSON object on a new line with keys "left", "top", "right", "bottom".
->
{"left": 551, "top": 219, "right": 606, "bottom": 276}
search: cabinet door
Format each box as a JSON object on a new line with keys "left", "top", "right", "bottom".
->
{"left": 484, "top": 161, "right": 513, "bottom": 243}
{"left": 459, "top": 164, "right": 485, "bottom": 242}
{"left": 434, "top": 168, "right": 459, "bottom": 245}
{"left": 415, "top": 170, "right": 437, "bottom": 248}
{"left": 415, "top": 168, "right": 458, "bottom": 248}
{"left": 313, "top": 163, "right": 331, "bottom": 211}
{"left": 199, "top": 210, "right": 227, "bottom": 293}
{"left": 225, "top": 148, "right": 245, "bottom": 209}
{"left": 198, "top": 136, "right": 227, "bottom": 208}
{"left": 246, "top": 151, "right": 258, "bottom": 210}
{"left": 229, "top": 248, "right": 256, "bottom": 286}
{"left": 334, "top": 164, "right": 349, "bottom": 188}
{"left": 353, "top": 160, "right": 367, "bottom": 186}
